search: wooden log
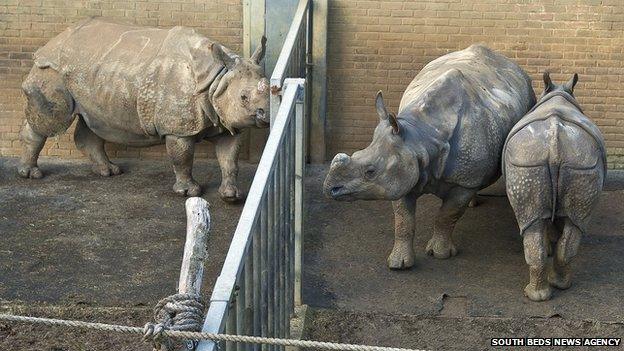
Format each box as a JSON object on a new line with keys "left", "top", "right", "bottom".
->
{"left": 179, "top": 197, "right": 211, "bottom": 295}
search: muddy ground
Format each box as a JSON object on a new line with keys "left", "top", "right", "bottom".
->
{"left": 0, "top": 158, "right": 622, "bottom": 350}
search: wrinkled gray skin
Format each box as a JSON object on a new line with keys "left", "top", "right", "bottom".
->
{"left": 324, "top": 45, "right": 536, "bottom": 269}
{"left": 503, "top": 73, "right": 606, "bottom": 301}
{"left": 18, "top": 18, "right": 270, "bottom": 201}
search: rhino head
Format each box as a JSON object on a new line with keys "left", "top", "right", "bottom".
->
{"left": 206, "top": 37, "right": 270, "bottom": 133}
{"left": 541, "top": 71, "right": 578, "bottom": 99}
{"left": 324, "top": 91, "right": 423, "bottom": 201}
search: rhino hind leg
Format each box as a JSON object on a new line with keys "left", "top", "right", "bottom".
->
{"left": 74, "top": 117, "right": 122, "bottom": 177}
{"left": 19, "top": 68, "right": 75, "bottom": 179}
{"left": 166, "top": 135, "right": 201, "bottom": 197}
{"left": 549, "top": 218, "right": 582, "bottom": 290}
{"left": 426, "top": 186, "right": 476, "bottom": 259}
{"left": 523, "top": 219, "right": 553, "bottom": 301}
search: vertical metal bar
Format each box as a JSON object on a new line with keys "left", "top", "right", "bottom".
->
{"left": 288, "top": 107, "right": 295, "bottom": 319}
{"left": 279, "top": 143, "right": 286, "bottom": 345}
{"left": 226, "top": 297, "right": 236, "bottom": 351}
{"left": 267, "top": 174, "right": 275, "bottom": 350}
{"left": 237, "top": 276, "right": 246, "bottom": 351}
{"left": 252, "top": 214, "right": 261, "bottom": 351}
{"left": 260, "top": 195, "right": 269, "bottom": 351}
{"left": 244, "top": 240, "right": 253, "bottom": 351}
{"left": 294, "top": 83, "right": 304, "bottom": 306}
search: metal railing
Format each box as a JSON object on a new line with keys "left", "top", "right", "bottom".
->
{"left": 197, "top": 79, "right": 305, "bottom": 351}
{"left": 270, "top": 0, "right": 311, "bottom": 125}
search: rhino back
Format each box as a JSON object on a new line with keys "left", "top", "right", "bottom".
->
{"left": 33, "top": 19, "right": 219, "bottom": 140}
{"left": 400, "top": 45, "right": 535, "bottom": 189}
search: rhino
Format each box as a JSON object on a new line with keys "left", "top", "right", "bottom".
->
{"left": 503, "top": 73, "right": 606, "bottom": 301}
{"left": 324, "top": 45, "right": 536, "bottom": 269}
{"left": 18, "top": 18, "right": 270, "bottom": 200}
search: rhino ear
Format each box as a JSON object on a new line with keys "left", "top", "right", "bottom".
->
{"left": 212, "top": 43, "right": 238, "bottom": 70}
{"left": 375, "top": 90, "right": 389, "bottom": 120}
{"left": 564, "top": 73, "right": 579, "bottom": 94}
{"left": 543, "top": 71, "right": 554, "bottom": 94}
{"left": 251, "top": 36, "right": 267, "bottom": 64}
{"left": 388, "top": 112, "right": 400, "bottom": 135}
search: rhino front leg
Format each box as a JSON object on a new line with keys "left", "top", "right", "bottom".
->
{"left": 523, "top": 219, "right": 552, "bottom": 301}
{"left": 388, "top": 193, "right": 417, "bottom": 269}
{"left": 214, "top": 133, "right": 243, "bottom": 202}
{"left": 18, "top": 121, "right": 46, "bottom": 179}
{"left": 74, "top": 117, "right": 122, "bottom": 177}
{"left": 549, "top": 218, "right": 581, "bottom": 290}
{"left": 166, "top": 135, "right": 201, "bottom": 197}
{"left": 426, "top": 186, "right": 475, "bottom": 259}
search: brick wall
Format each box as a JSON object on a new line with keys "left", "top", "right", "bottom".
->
{"left": 326, "top": 0, "right": 624, "bottom": 168}
{"left": 0, "top": 0, "right": 242, "bottom": 159}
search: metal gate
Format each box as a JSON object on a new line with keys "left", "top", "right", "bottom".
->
{"left": 197, "top": 1, "right": 310, "bottom": 350}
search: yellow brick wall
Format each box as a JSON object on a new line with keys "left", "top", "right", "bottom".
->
{"left": 326, "top": 0, "right": 624, "bottom": 168}
{"left": 0, "top": 0, "right": 242, "bottom": 159}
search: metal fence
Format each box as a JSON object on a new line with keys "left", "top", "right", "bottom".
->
{"left": 270, "top": 0, "right": 311, "bottom": 125}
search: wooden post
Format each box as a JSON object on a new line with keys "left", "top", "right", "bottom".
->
{"left": 179, "top": 197, "right": 211, "bottom": 294}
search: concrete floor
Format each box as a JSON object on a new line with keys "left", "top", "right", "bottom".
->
{"left": 0, "top": 157, "right": 623, "bottom": 350}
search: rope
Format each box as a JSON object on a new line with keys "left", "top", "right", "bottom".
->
{"left": 0, "top": 313, "right": 428, "bottom": 351}
{"left": 143, "top": 293, "right": 205, "bottom": 350}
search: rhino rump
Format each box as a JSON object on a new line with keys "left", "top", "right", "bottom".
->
{"left": 33, "top": 18, "right": 225, "bottom": 138}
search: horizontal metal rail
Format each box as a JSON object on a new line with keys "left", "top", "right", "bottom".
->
{"left": 197, "top": 79, "right": 305, "bottom": 351}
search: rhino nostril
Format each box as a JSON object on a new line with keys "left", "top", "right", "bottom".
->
{"left": 330, "top": 186, "right": 344, "bottom": 197}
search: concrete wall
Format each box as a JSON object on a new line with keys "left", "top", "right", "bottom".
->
{"left": 0, "top": 0, "right": 243, "bottom": 159}
{"left": 326, "top": 0, "right": 624, "bottom": 168}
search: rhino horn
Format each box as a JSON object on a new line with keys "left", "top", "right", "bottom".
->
{"left": 251, "top": 36, "right": 267, "bottom": 64}
{"left": 331, "top": 153, "right": 351, "bottom": 168}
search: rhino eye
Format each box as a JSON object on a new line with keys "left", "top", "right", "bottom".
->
{"left": 241, "top": 94, "right": 249, "bottom": 102}
{"left": 364, "top": 167, "right": 376, "bottom": 179}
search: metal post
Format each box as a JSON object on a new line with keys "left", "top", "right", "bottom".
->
{"left": 294, "top": 83, "right": 305, "bottom": 306}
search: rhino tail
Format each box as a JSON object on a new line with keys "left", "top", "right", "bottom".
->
{"left": 547, "top": 116, "right": 561, "bottom": 222}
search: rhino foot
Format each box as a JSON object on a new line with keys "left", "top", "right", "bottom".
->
{"left": 92, "top": 163, "right": 122, "bottom": 177}
{"left": 18, "top": 165, "right": 43, "bottom": 179}
{"left": 219, "top": 184, "right": 245, "bottom": 203}
{"left": 524, "top": 283, "right": 552, "bottom": 302}
{"left": 173, "top": 180, "right": 202, "bottom": 197}
{"left": 425, "top": 236, "right": 458, "bottom": 259}
{"left": 548, "top": 265, "right": 572, "bottom": 290}
{"left": 387, "top": 245, "right": 415, "bottom": 270}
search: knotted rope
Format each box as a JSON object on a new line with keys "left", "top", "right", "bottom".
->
{"left": 142, "top": 293, "right": 205, "bottom": 350}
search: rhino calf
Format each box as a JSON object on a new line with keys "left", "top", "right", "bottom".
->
{"left": 503, "top": 73, "right": 606, "bottom": 301}
{"left": 18, "top": 19, "right": 270, "bottom": 200}
{"left": 324, "top": 45, "right": 535, "bottom": 269}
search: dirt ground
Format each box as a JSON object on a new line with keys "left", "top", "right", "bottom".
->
{"left": 0, "top": 157, "right": 253, "bottom": 350}
{"left": 0, "top": 158, "right": 622, "bottom": 350}
{"left": 302, "top": 166, "right": 624, "bottom": 350}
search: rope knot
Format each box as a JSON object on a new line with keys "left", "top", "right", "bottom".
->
{"left": 143, "top": 293, "right": 205, "bottom": 350}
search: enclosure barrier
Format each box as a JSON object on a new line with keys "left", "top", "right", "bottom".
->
{"left": 269, "top": 0, "right": 311, "bottom": 125}
{"left": 197, "top": 78, "right": 305, "bottom": 351}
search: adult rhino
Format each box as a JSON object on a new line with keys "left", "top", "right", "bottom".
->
{"left": 19, "top": 18, "right": 270, "bottom": 200}
{"left": 503, "top": 73, "right": 606, "bottom": 301}
{"left": 324, "top": 45, "right": 536, "bottom": 269}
